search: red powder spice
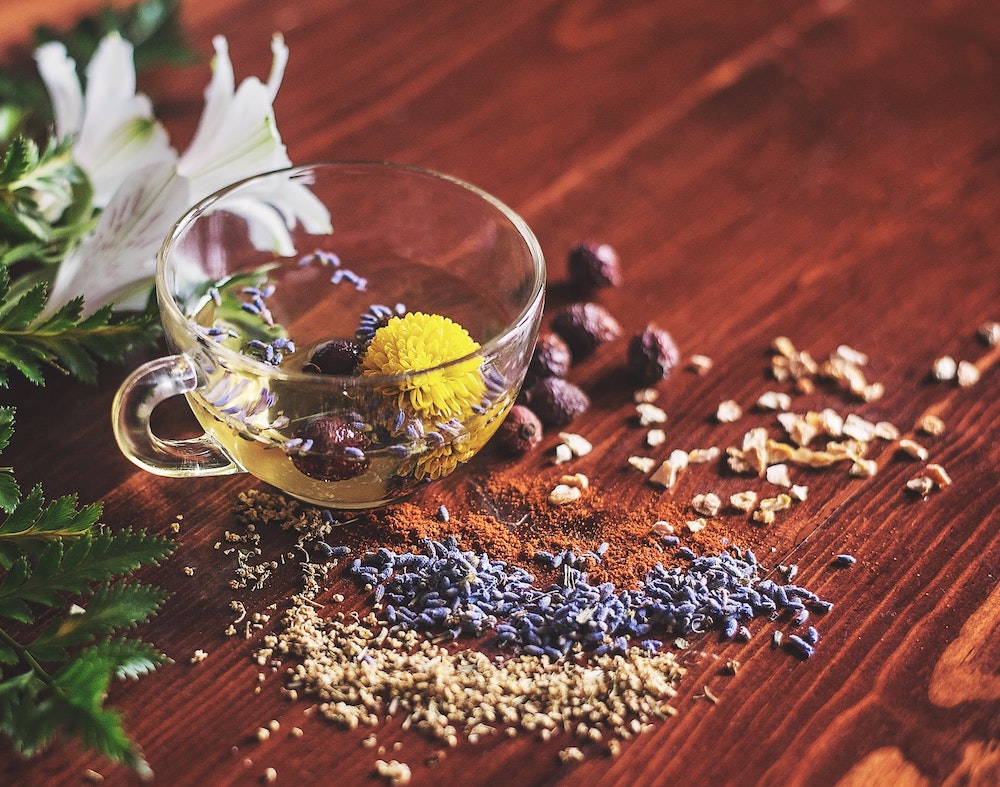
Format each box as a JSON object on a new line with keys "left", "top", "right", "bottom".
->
{"left": 344, "top": 471, "right": 762, "bottom": 589}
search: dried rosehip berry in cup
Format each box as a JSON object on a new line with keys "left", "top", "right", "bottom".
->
{"left": 302, "top": 338, "right": 362, "bottom": 375}
{"left": 291, "top": 415, "right": 371, "bottom": 481}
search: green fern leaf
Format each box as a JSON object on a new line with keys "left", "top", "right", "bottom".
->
{"left": 31, "top": 582, "right": 168, "bottom": 655}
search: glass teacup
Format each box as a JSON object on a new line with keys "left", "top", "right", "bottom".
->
{"left": 112, "top": 162, "right": 545, "bottom": 508}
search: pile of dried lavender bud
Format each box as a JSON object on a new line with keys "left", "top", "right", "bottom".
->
{"left": 345, "top": 536, "right": 831, "bottom": 659}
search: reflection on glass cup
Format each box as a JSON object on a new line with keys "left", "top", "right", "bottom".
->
{"left": 113, "top": 162, "right": 545, "bottom": 509}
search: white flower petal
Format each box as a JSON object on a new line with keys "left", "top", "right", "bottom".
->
{"left": 46, "top": 163, "right": 190, "bottom": 314}
{"left": 34, "top": 42, "right": 83, "bottom": 140}
{"left": 61, "top": 34, "right": 177, "bottom": 206}
{"left": 266, "top": 33, "right": 289, "bottom": 101}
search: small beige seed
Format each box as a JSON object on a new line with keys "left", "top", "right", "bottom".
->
{"left": 906, "top": 476, "right": 935, "bottom": 496}
{"left": 628, "top": 456, "right": 657, "bottom": 473}
{"left": 897, "top": 438, "right": 929, "bottom": 461}
{"left": 979, "top": 321, "right": 1000, "bottom": 346}
{"left": 925, "top": 463, "right": 952, "bottom": 487}
{"left": 549, "top": 484, "right": 582, "bottom": 505}
{"left": 932, "top": 355, "right": 957, "bottom": 381}
{"left": 559, "top": 473, "right": 589, "bottom": 490}
{"left": 716, "top": 399, "right": 742, "bottom": 423}
{"left": 957, "top": 360, "right": 980, "bottom": 388}
{"left": 646, "top": 428, "right": 667, "bottom": 447}
{"left": 917, "top": 414, "right": 945, "bottom": 436}
{"left": 730, "top": 490, "right": 758, "bottom": 512}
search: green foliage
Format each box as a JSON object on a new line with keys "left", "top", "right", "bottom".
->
{"left": 34, "top": 0, "right": 196, "bottom": 75}
{"left": 0, "top": 0, "right": 195, "bottom": 141}
{"left": 0, "top": 409, "right": 174, "bottom": 775}
{"left": 0, "top": 135, "right": 94, "bottom": 267}
{"left": 0, "top": 265, "right": 158, "bottom": 387}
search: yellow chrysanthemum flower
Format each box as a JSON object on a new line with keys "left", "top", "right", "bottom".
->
{"left": 360, "top": 312, "right": 486, "bottom": 421}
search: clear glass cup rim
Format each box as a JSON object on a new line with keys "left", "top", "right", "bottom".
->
{"left": 156, "top": 160, "right": 547, "bottom": 386}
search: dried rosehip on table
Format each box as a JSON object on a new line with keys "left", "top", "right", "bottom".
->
{"left": 530, "top": 376, "right": 590, "bottom": 427}
{"left": 526, "top": 331, "right": 573, "bottom": 384}
{"left": 627, "top": 323, "right": 680, "bottom": 384}
{"left": 302, "top": 338, "right": 361, "bottom": 375}
{"left": 495, "top": 404, "right": 544, "bottom": 455}
{"left": 550, "top": 302, "right": 622, "bottom": 359}
{"left": 567, "top": 241, "right": 623, "bottom": 288}
{"left": 290, "top": 414, "right": 371, "bottom": 481}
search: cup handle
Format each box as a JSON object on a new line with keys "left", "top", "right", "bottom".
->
{"left": 112, "top": 354, "right": 243, "bottom": 477}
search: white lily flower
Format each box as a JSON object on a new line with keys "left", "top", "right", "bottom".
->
{"left": 37, "top": 32, "right": 331, "bottom": 316}
{"left": 35, "top": 34, "right": 176, "bottom": 207}
{"left": 179, "top": 34, "right": 330, "bottom": 236}
{"left": 44, "top": 163, "right": 190, "bottom": 313}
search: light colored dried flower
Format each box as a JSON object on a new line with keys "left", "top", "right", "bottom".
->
{"left": 688, "top": 354, "right": 713, "bottom": 374}
{"left": 757, "top": 391, "right": 792, "bottom": 411}
{"left": 932, "top": 355, "right": 957, "bottom": 381}
{"left": 765, "top": 463, "right": 792, "bottom": 487}
{"left": 897, "top": 438, "right": 929, "bottom": 461}
{"left": 842, "top": 413, "right": 878, "bottom": 442}
{"left": 716, "top": 400, "right": 743, "bottom": 423}
{"left": 559, "top": 431, "right": 593, "bottom": 458}
{"left": 646, "top": 428, "right": 666, "bottom": 447}
{"left": 633, "top": 388, "right": 659, "bottom": 404}
{"left": 691, "top": 492, "right": 722, "bottom": 517}
{"left": 874, "top": 421, "right": 900, "bottom": 440}
{"left": 790, "top": 484, "right": 808, "bottom": 501}
{"left": 979, "top": 321, "right": 1000, "bottom": 346}
{"left": 649, "top": 520, "right": 675, "bottom": 536}
{"left": 686, "top": 518, "right": 707, "bottom": 534}
{"left": 917, "top": 414, "right": 945, "bottom": 436}
{"left": 906, "top": 476, "right": 935, "bottom": 496}
{"left": 549, "top": 484, "right": 582, "bottom": 505}
{"left": 628, "top": 455, "right": 657, "bottom": 473}
{"left": 553, "top": 443, "right": 573, "bottom": 465}
{"left": 849, "top": 457, "right": 878, "bottom": 478}
{"left": 729, "top": 490, "right": 758, "bottom": 512}
{"left": 925, "top": 463, "right": 952, "bottom": 487}
{"left": 957, "top": 360, "right": 980, "bottom": 388}
{"left": 636, "top": 402, "right": 668, "bottom": 426}
{"left": 835, "top": 344, "right": 869, "bottom": 366}
{"left": 687, "top": 446, "right": 720, "bottom": 464}
{"left": 559, "top": 473, "right": 589, "bottom": 489}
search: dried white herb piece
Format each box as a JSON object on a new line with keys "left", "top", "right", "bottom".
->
{"left": 628, "top": 455, "right": 657, "bottom": 473}
{"left": 932, "top": 355, "right": 957, "bottom": 381}
{"left": 917, "top": 414, "right": 945, "bottom": 436}
{"left": 716, "top": 400, "right": 743, "bottom": 423}
{"left": 729, "top": 490, "right": 758, "bottom": 512}
{"left": 897, "top": 438, "right": 929, "bottom": 461}
{"left": 957, "top": 360, "right": 980, "bottom": 388}
{"left": 691, "top": 492, "right": 722, "bottom": 517}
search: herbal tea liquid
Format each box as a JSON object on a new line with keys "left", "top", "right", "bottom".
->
{"left": 184, "top": 254, "right": 516, "bottom": 507}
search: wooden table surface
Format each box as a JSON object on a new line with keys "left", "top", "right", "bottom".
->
{"left": 3, "top": 0, "right": 1000, "bottom": 785}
